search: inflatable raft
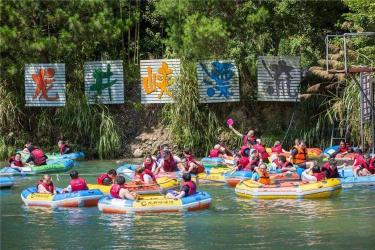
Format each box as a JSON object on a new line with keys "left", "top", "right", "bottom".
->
{"left": 197, "top": 167, "right": 232, "bottom": 183}
{"left": 21, "top": 187, "right": 103, "bottom": 208}
{"left": 98, "top": 191, "right": 212, "bottom": 214}
{"left": 19, "top": 151, "right": 85, "bottom": 162}
{"left": 88, "top": 182, "right": 162, "bottom": 195}
{"left": 235, "top": 179, "right": 342, "bottom": 199}
{"left": 340, "top": 175, "right": 375, "bottom": 186}
{"left": 0, "top": 159, "right": 74, "bottom": 176}
{"left": 0, "top": 176, "right": 14, "bottom": 188}
{"left": 323, "top": 146, "right": 356, "bottom": 160}
{"left": 200, "top": 157, "right": 228, "bottom": 168}
{"left": 224, "top": 171, "right": 252, "bottom": 187}
{"left": 116, "top": 164, "right": 178, "bottom": 189}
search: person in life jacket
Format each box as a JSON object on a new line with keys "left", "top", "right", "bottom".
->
{"left": 321, "top": 159, "right": 340, "bottom": 178}
{"left": 178, "top": 148, "right": 205, "bottom": 174}
{"left": 331, "top": 140, "right": 350, "bottom": 158}
{"left": 228, "top": 124, "right": 257, "bottom": 146}
{"left": 134, "top": 166, "right": 156, "bottom": 184}
{"left": 97, "top": 169, "right": 117, "bottom": 185}
{"left": 253, "top": 139, "right": 270, "bottom": 163}
{"left": 22, "top": 141, "right": 33, "bottom": 153}
{"left": 110, "top": 176, "right": 137, "bottom": 200}
{"left": 143, "top": 154, "right": 157, "bottom": 172}
{"left": 289, "top": 139, "right": 314, "bottom": 169}
{"left": 9, "top": 153, "right": 24, "bottom": 172}
{"left": 271, "top": 141, "right": 288, "bottom": 154}
{"left": 37, "top": 174, "right": 55, "bottom": 194}
{"left": 251, "top": 163, "right": 271, "bottom": 185}
{"left": 63, "top": 170, "right": 88, "bottom": 193}
{"left": 25, "top": 146, "right": 48, "bottom": 166}
{"left": 275, "top": 155, "right": 295, "bottom": 172}
{"left": 235, "top": 146, "right": 251, "bottom": 171}
{"left": 166, "top": 173, "right": 197, "bottom": 199}
{"left": 155, "top": 144, "right": 170, "bottom": 163}
{"left": 301, "top": 166, "right": 326, "bottom": 183}
{"left": 208, "top": 144, "right": 223, "bottom": 158}
{"left": 58, "top": 140, "right": 72, "bottom": 155}
{"left": 154, "top": 149, "right": 181, "bottom": 174}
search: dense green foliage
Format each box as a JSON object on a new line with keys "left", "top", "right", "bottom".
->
{"left": 0, "top": 0, "right": 374, "bottom": 159}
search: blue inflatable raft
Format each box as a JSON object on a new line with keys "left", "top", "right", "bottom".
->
{"left": 0, "top": 176, "right": 14, "bottom": 188}
{"left": 21, "top": 187, "right": 103, "bottom": 207}
{"left": 98, "top": 191, "right": 212, "bottom": 213}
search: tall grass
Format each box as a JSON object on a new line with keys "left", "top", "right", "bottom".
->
{"left": 162, "top": 61, "right": 221, "bottom": 155}
{"left": 97, "top": 111, "right": 121, "bottom": 159}
{"left": 0, "top": 83, "right": 23, "bottom": 134}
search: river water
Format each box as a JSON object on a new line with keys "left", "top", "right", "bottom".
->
{"left": 1, "top": 160, "right": 375, "bottom": 249}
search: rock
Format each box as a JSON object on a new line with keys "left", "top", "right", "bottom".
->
{"left": 133, "top": 148, "right": 143, "bottom": 158}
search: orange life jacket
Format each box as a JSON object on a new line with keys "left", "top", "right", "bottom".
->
{"left": 258, "top": 170, "right": 271, "bottom": 185}
{"left": 291, "top": 146, "right": 307, "bottom": 164}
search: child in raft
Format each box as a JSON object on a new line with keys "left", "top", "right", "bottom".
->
{"left": 273, "top": 155, "right": 295, "bottom": 173}
{"left": 321, "top": 159, "right": 340, "bottom": 178}
{"left": 235, "top": 146, "right": 251, "bottom": 171}
{"left": 228, "top": 124, "right": 257, "bottom": 146}
{"left": 166, "top": 173, "right": 196, "bottom": 199}
{"left": 251, "top": 163, "right": 271, "bottom": 185}
{"left": 143, "top": 154, "right": 158, "bottom": 172}
{"left": 154, "top": 149, "right": 181, "bottom": 174}
{"left": 301, "top": 166, "right": 326, "bottom": 183}
{"left": 208, "top": 144, "right": 224, "bottom": 158}
{"left": 253, "top": 139, "right": 270, "bottom": 163}
{"left": 37, "top": 174, "right": 55, "bottom": 194}
{"left": 8, "top": 153, "right": 24, "bottom": 172}
{"left": 134, "top": 166, "right": 156, "bottom": 184}
{"left": 63, "top": 170, "right": 88, "bottom": 193}
{"left": 178, "top": 148, "right": 204, "bottom": 174}
{"left": 58, "top": 139, "right": 72, "bottom": 155}
{"left": 97, "top": 169, "right": 117, "bottom": 185}
{"left": 110, "top": 176, "right": 137, "bottom": 200}
{"left": 271, "top": 141, "right": 288, "bottom": 154}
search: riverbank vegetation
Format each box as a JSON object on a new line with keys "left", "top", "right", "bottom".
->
{"left": 0, "top": 0, "right": 374, "bottom": 159}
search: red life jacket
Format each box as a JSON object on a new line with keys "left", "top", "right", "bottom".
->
{"left": 339, "top": 145, "right": 348, "bottom": 153}
{"left": 59, "top": 144, "right": 69, "bottom": 155}
{"left": 70, "top": 177, "right": 88, "bottom": 192}
{"left": 367, "top": 158, "right": 375, "bottom": 174}
{"left": 181, "top": 181, "right": 197, "bottom": 196}
{"left": 9, "top": 156, "right": 23, "bottom": 167}
{"left": 313, "top": 172, "right": 325, "bottom": 181}
{"left": 243, "top": 135, "right": 256, "bottom": 146}
{"left": 97, "top": 173, "right": 110, "bottom": 185}
{"left": 162, "top": 156, "right": 176, "bottom": 172}
{"left": 354, "top": 155, "right": 368, "bottom": 169}
{"left": 271, "top": 144, "right": 283, "bottom": 154}
{"left": 321, "top": 162, "right": 338, "bottom": 178}
{"left": 185, "top": 155, "right": 204, "bottom": 174}
{"left": 240, "top": 146, "right": 250, "bottom": 157}
{"left": 110, "top": 184, "right": 123, "bottom": 199}
{"left": 140, "top": 169, "right": 156, "bottom": 182}
{"left": 237, "top": 156, "right": 250, "bottom": 170}
{"left": 31, "top": 149, "right": 47, "bottom": 166}
{"left": 143, "top": 160, "right": 156, "bottom": 171}
{"left": 253, "top": 144, "right": 270, "bottom": 160}
{"left": 209, "top": 149, "right": 220, "bottom": 158}
{"left": 37, "top": 180, "right": 54, "bottom": 193}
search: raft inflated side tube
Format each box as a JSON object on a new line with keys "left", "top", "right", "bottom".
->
{"left": 88, "top": 182, "right": 163, "bottom": 195}
{"left": 98, "top": 191, "right": 212, "bottom": 214}
{"left": 235, "top": 179, "right": 342, "bottom": 199}
{"left": 340, "top": 175, "right": 375, "bottom": 187}
{"left": 224, "top": 171, "right": 253, "bottom": 187}
{"left": 200, "top": 157, "right": 227, "bottom": 168}
{"left": 0, "top": 176, "right": 14, "bottom": 188}
{"left": 21, "top": 187, "right": 103, "bottom": 208}
{"left": 197, "top": 167, "right": 232, "bottom": 183}
{"left": 0, "top": 159, "right": 74, "bottom": 176}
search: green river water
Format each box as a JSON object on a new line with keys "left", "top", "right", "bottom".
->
{"left": 1, "top": 160, "right": 375, "bottom": 249}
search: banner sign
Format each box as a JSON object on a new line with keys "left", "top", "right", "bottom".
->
{"left": 25, "top": 64, "right": 66, "bottom": 106}
{"left": 360, "top": 72, "right": 374, "bottom": 123}
{"left": 197, "top": 60, "right": 240, "bottom": 103}
{"left": 140, "top": 59, "right": 180, "bottom": 104}
{"left": 257, "top": 56, "right": 301, "bottom": 102}
{"left": 84, "top": 60, "right": 124, "bottom": 104}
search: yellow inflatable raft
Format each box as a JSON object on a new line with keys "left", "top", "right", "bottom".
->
{"left": 235, "top": 178, "right": 341, "bottom": 199}
{"left": 197, "top": 167, "right": 232, "bottom": 183}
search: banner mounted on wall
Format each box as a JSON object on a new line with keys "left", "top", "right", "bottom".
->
{"left": 140, "top": 59, "right": 180, "bottom": 104}
{"left": 197, "top": 60, "right": 240, "bottom": 103}
{"left": 25, "top": 63, "right": 66, "bottom": 107}
{"left": 257, "top": 56, "right": 301, "bottom": 102}
{"left": 360, "top": 72, "right": 374, "bottom": 124}
{"left": 84, "top": 60, "right": 124, "bottom": 104}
